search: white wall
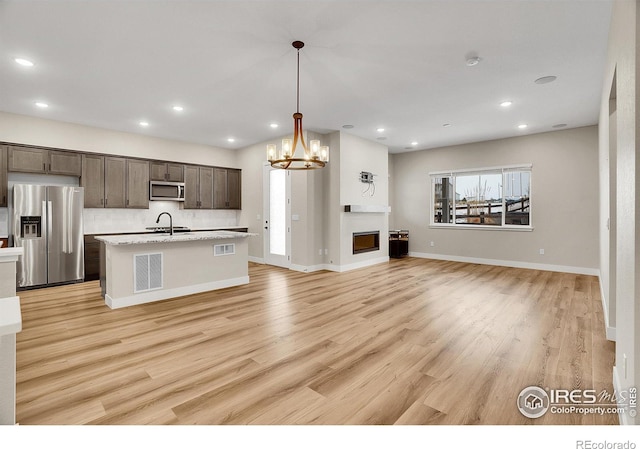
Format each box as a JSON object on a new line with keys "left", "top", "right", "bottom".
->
{"left": 0, "top": 111, "right": 237, "bottom": 167}
{"left": 388, "top": 153, "right": 397, "bottom": 230}
{"left": 391, "top": 126, "right": 599, "bottom": 274}
{"left": 236, "top": 141, "right": 266, "bottom": 260}
{"left": 335, "top": 132, "right": 389, "bottom": 270}
{"left": 0, "top": 112, "right": 241, "bottom": 236}
{"left": 326, "top": 131, "right": 342, "bottom": 266}
{"left": 598, "top": 0, "right": 639, "bottom": 425}
{"left": 290, "top": 131, "right": 329, "bottom": 269}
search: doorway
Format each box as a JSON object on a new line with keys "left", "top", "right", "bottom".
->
{"left": 263, "top": 163, "right": 291, "bottom": 268}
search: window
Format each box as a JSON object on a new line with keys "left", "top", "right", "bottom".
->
{"left": 431, "top": 165, "right": 531, "bottom": 229}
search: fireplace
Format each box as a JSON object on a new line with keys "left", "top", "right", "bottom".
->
{"left": 353, "top": 231, "right": 380, "bottom": 254}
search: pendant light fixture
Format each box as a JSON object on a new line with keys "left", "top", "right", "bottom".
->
{"left": 267, "top": 41, "right": 329, "bottom": 170}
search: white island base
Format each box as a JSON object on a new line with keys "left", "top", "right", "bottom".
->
{"left": 95, "top": 231, "right": 252, "bottom": 309}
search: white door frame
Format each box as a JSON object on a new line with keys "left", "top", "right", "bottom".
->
{"left": 262, "top": 162, "right": 291, "bottom": 268}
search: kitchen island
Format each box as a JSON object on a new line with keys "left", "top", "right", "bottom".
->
{"left": 0, "top": 247, "right": 23, "bottom": 425}
{"left": 95, "top": 231, "right": 254, "bottom": 309}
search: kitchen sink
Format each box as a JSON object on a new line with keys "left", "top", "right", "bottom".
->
{"left": 146, "top": 226, "right": 191, "bottom": 233}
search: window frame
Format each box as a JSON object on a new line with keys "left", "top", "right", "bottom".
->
{"left": 429, "top": 164, "right": 533, "bottom": 231}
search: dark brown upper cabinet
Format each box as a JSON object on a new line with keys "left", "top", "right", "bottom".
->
{"left": 184, "top": 165, "right": 213, "bottom": 209}
{"left": 0, "top": 146, "right": 7, "bottom": 207}
{"left": 213, "top": 168, "right": 241, "bottom": 210}
{"left": 81, "top": 154, "right": 105, "bottom": 208}
{"left": 104, "top": 157, "right": 127, "bottom": 208}
{"left": 8, "top": 146, "right": 81, "bottom": 176}
{"left": 126, "top": 159, "right": 149, "bottom": 208}
{"left": 150, "top": 161, "right": 184, "bottom": 182}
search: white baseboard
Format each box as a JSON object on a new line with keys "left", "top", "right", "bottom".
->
{"left": 598, "top": 274, "right": 616, "bottom": 341}
{"left": 288, "top": 257, "right": 389, "bottom": 274}
{"left": 325, "top": 256, "right": 390, "bottom": 273}
{"left": 613, "top": 366, "right": 629, "bottom": 425}
{"left": 409, "top": 252, "right": 599, "bottom": 276}
{"left": 248, "top": 256, "right": 265, "bottom": 264}
{"left": 290, "top": 264, "right": 327, "bottom": 273}
{"left": 105, "top": 276, "right": 250, "bottom": 309}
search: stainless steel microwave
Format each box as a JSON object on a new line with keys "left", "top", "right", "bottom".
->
{"left": 149, "top": 181, "right": 185, "bottom": 201}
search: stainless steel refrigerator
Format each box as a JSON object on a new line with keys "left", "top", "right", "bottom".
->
{"left": 13, "top": 185, "right": 85, "bottom": 288}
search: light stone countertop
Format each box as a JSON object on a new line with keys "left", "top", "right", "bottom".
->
{"left": 95, "top": 230, "right": 256, "bottom": 246}
{"left": 0, "top": 247, "right": 23, "bottom": 263}
{"left": 0, "top": 297, "right": 22, "bottom": 336}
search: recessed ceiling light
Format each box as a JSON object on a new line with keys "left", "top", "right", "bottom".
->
{"left": 377, "top": 128, "right": 385, "bottom": 133}
{"left": 342, "top": 124, "right": 354, "bottom": 129}
{"left": 466, "top": 56, "right": 481, "bottom": 67}
{"left": 518, "top": 124, "right": 528, "bottom": 129}
{"left": 269, "top": 123, "right": 279, "bottom": 129}
{"left": 15, "top": 58, "right": 34, "bottom": 67}
{"left": 139, "top": 121, "right": 149, "bottom": 127}
{"left": 443, "top": 123, "right": 451, "bottom": 127}
{"left": 227, "top": 138, "right": 235, "bottom": 143}
{"left": 500, "top": 101, "right": 513, "bottom": 107}
{"left": 534, "top": 76, "right": 557, "bottom": 85}
{"left": 172, "top": 105, "right": 184, "bottom": 112}
{"left": 411, "top": 141, "right": 418, "bottom": 146}
{"left": 35, "top": 102, "right": 48, "bottom": 108}
{"left": 552, "top": 123, "right": 567, "bottom": 129}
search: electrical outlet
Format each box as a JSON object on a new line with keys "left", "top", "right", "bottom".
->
{"left": 539, "top": 248, "right": 545, "bottom": 255}
{"left": 430, "top": 241, "right": 435, "bottom": 247}
{"left": 324, "top": 249, "right": 328, "bottom": 255}
{"left": 318, "top": 249, "right": 322, "bottom": 256}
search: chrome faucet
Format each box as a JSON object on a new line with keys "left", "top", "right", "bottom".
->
{"left": 156, "top": 212, "right": 173, "bottom": 235}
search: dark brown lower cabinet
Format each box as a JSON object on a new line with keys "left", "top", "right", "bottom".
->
{"left": 84, "top": 235, "right": 101, "bottom": 281}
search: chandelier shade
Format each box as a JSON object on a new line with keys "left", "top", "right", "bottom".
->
{"left": 267, "top": 41, "right": 329, "bottom": 170}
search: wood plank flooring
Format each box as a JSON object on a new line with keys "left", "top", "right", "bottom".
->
{"left": 15, "top": 258, "right": 617, "bottom": 424}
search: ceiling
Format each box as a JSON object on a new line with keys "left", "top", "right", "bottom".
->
{"left": 0, "top": 0, "right": 612, "bottom": 154}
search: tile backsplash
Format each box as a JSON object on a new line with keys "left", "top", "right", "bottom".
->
{"left": 1, "top": 202, "right": 238, "bottom": 238}
{"left": 83, "top": 201, "right": 238, "bottom": 234}
{"left": 0, "top": 208, "right": 7, "bottom": 237}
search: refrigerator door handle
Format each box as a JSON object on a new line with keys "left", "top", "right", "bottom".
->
{"left": 42, "top": 200, "right": 48, "bottom": 238}
{"left": 47, "top": 201, "right": 53, "bottom": 252}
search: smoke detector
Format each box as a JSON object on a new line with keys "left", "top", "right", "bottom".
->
{"left": 466, "top": 56, "right": 481, "bottom": 67}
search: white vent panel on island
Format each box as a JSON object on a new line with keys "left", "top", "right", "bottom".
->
{"left": 214, "top": 243, "right": 235, "bottom": 256}
{"left": 134, "top": 253, "right": 163, "bottom": 293}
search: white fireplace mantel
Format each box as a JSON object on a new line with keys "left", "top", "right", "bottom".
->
{"left": 343, "top": 205, "right": 391, "bottom": 213}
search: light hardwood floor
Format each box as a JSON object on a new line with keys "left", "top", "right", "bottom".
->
{"left": 15, "top": 258, "right": 616, "bottom": 425}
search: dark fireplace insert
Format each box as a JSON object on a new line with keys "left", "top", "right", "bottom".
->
{"left": 353, "top": 231, "right": 380, "bottom": 254}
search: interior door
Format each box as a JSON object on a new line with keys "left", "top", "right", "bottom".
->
{"left": 263, "top": 163, "right": 291, "bottom": 268}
